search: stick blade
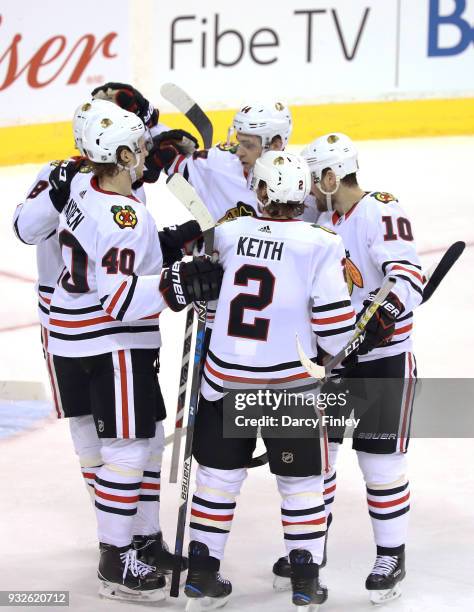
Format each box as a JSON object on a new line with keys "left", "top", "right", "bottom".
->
{"left": 296, "top": 334, "right": 325, "bottom": 380}
{"left": 166, "top": 174, "right": 215, "bottom": 231}
{"left": 160, "top": 82, "right": 194, "bottom": 114}
{"left": 160, "top": 83, "right": 213, "bottom": 148}
{"left": 423, "top": 241, "right": 465, "bottom": 303}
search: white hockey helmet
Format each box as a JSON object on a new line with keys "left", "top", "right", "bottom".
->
{"left": 81, "top": 101, "right": 145, "bottom": 164}
{"left": 233, "top": 102, "right": 292, "bottom": 148}
{"left": 251, "top": 151, "right": 311, "bottom": 205}
{"left": 301, "top": 133, "right": 358, "bottom": 182}
{"left": 72, "top": 99, "right": 113, "bottom": 155}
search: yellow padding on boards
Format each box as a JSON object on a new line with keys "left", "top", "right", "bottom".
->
{"left": 1, "top": 97, "right": 473, "bottom": 166}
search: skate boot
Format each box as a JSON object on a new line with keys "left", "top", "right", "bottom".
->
{"left": 97, "top": 542, "right": 166, "bottom": 602}
{"left": 365, "top": 548, "right": 405, "bottom": 605}
{"left": 290, "top": 549, "right": 328, "bottom": 610}
{"left": 184, "top": 541, "right": 232, "bottom": 611}
{"left": 273, "top": 524, "right": 329, "bottom": 591}
{"left": 133, "top": 531, "right": 188, "bottom": 584}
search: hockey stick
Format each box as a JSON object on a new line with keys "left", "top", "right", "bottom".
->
{"left": 167, "top": 176, "right": 215, "bottom": 598}
{"left": 296, "top": 278, "right": 396, "bottom": 381}
{"left": 167, "top": 173, "right": 216, "bottom": 230}
{"left": 166, "top": 175, "right": 271, "bottom": 473}
{"left": 169, "top": 305, "right": 194, "bottom": 483}
{"left": 160, "top": 83, "right": 213, "bottom": 149}
{"left": 421, "top": 240, "right": 465, "bottom": 303}
{"left": 297, "top": 239, "right": 466, "bottom": 380}
{"left": 166, "top": 175, "right": 216, "bottom": 484}
{"left": 254, "top": 242, "right": 466, "bottom": 467}
{"left": 162, "top": 222, "right": 464, "bottom": 456}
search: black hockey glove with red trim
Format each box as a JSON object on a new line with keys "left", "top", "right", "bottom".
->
{"left": 49, "top": 158, "right": 88, "bottom": 213}
{"left": 158, "top": 220, "right": 203, "bottom": 267}
{"left": 357, "top": 289, "right": 404, "bottom": 355}
{"left": 143, "top": 130, "right": 199, "bottom": 183}
{"left": 91, "top": 82, "right": 159, "bottom": 128}
{"left": 159, "top": 258, "right": 223, "bottom": 312}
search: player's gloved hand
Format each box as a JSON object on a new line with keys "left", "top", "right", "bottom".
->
{"left": 48, "top": 158, "right": 87, "bottom": 213}
{"left": 91, "top": 82, "right": 159, "bottom": 128}
{"left": 357, "top": 289, "right": 404, "bottom": 355}
{"left": 316, "top": 346, "right": 358, "bottom": 383}
{"left": 159, "top": 258, "right": 223, "bottom": 312}
{"left": 159, "top": 220, "right": 203, "bottom": 267}
{"left": 143, "top": 129, "right": 199, "bottom": 183}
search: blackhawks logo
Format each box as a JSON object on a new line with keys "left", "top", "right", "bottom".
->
{"left": 111, "top": 205, "right": 138, "bottom": 229}
{"left": 343, "top": 254, "right": 364, "bottom": 295}
{"left": 371, "top": 191, "right": 397, "bottom": 203}
{"left": 217, "top": 202, "right": 257, "bottom": 224}
{"left": 217, "top": 141, "right": 238, "bottom": 154}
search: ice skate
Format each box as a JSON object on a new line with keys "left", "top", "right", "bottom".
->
{"left": 366, "top": 552, "right": 405, "bottom": 605}
{"left": 290, "top": 549, "right": 327, "bottom": 610}
{"left": 273, "top": 530, "right": 328, "bottom": 591}
{"left": 184, "top": 541, "right": 232, "bottom": 611}
{"left": 134, "top": 531, "right": 188, "bottom": 586}
{"left": 97, "top": 543, "right": 166, "bottom": 602}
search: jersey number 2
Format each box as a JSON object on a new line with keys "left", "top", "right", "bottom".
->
{"left": 228, "top": 265, "right": 275, "bottom": 341}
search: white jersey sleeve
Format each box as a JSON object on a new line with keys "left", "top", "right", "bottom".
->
{"left": 366, "top": 196, "right": 423, "bottom": 312}
{"left": 97, "top": 210, "right": 165, "bottom": 322}
{"left": 167, "top": 145, "right": 258, "bottom": 222}
{"left": 310, "top": 230, "right": 356, "bottom": 356}
{"left": 13, "top": 162, "right": 58, "bottom": 245}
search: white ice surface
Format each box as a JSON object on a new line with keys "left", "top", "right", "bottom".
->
{"left": 0, "top": 137, "right": 473, "bottom": 611}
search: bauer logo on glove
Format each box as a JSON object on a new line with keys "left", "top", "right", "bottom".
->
{"left": 357, "top": 289, "right": 404, "bottom": 354}
{"left": 160, "top": 258, "right": 223, "bottom": 312}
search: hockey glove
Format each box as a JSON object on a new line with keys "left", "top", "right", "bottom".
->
{"left": 357, "top": 289, "right": 404, "bottom": 355}
{"left": 143, "top": 130, "right": 199, "bottom": 183}
{"left": 49, "top": 158, "right": 87, "bottom": 213}
{"left": 159, "top": 258, "right": 223, "bottom": 312}
{"left": 91, "top": 82, "right": 159, "bottom": 128}
{"left": 158, "top": 220, "right": 203, "bottom": 267}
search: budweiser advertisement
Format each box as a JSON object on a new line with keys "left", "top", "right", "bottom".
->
{"left": 0, "top": 0, "right": 130, "bottom": 126}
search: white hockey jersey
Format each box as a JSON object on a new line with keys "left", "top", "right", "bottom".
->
{"left": 201, "top": 216, "right": 356, "bottom": 400}
{"left": 47, "top": 177, "right": 165, "bottom": 358}
{"left": 168, "top": 145, "right": 320, "bottom": 223}
{"left": 12, "top": 161, "right": 146, "bottom": 328}
{"left": 13, "top": 160, "right": 92, "bottom": 327}
{"left": 317, "top": 191, "right": 423, "bottom": 362}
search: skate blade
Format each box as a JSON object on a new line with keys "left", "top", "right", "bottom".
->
{"left": 293, "top": 604, "right": 320, "bottom": 611}
{"left": 185, "top": 594, "right": 230, "bottom": 611}
{"left": 273, "top": 575, "right": 291, "bottom": 592}
{"left": 99, "top": 580, "right": 166, "bottom": 603}
{"left": 369, "top": 583, "right": 402, "bottom": 605}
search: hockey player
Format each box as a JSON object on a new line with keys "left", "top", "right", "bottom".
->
{"left": 91, "top": 81, "right": 200, "bottom": 185}
{"left": 283, "top": 133, "right": 419, "bottom": 605}
{"left": 45, "top": 102, "right": 222, "bottom": 601}
{"left": 144, "top": 100, "right": 319, "bottom": 224}
{"left": 12, "top": 97, "right": 202, "bottom": 578}
{"left": 183, "top": 151, "right": 356, "bottom": 610}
